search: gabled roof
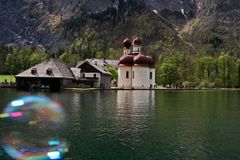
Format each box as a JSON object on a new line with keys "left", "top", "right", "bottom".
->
{"left": 77, "top": 58, "right": 119, "bottom": 68}
{"left": 16, "top": 58, "right": 75, "bottom": 79}
{"left": 71, "top": 68, "right": 81, "bottom": 80}
{"left": 77, "top": 60, "right": 112, "bottom": 76}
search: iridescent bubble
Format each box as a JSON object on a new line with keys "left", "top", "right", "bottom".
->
{"left": 3, "top": 96, "right": 65, "bottom": 128}
{"left": 0, "top": 96, "right": 68, "bottom": 160}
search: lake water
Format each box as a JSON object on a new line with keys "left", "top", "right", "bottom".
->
{"left": 1, "top": 89, "right": 240, "bottom": 160}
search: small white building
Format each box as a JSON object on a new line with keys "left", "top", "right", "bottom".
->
{"left": 118, "top": 37, "right": 156, "bottom": 89}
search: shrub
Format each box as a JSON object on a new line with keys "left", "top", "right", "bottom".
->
{"left": 214, "top": 78, "right": 224, "bottom": 88}
{"left": 208, "top": 82, "right": 215, "bottom": 88}
{"left": 199, "top": 80, "right": 209, "bottom": 89}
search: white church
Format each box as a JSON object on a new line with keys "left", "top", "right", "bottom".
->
{"left": 117, "top": 37, "right": 156, "bottom": 89}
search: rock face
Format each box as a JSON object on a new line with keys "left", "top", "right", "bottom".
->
{"left": 180, "top": 0, "right": 240, "bottom": 54}
{"left": 0, "top": 0, "right": 80, "bottom": 51}
{"left": 83, "top": 0, "right": 197, "bottom": 26}
{"left": 142, "top": 0, "right": 197, "bottom": 26}
{"left": 196, "top": 0, "right": 240, "bottom": 35}
{"left": 0, "top": 0, "right": 239, "bottom": 54}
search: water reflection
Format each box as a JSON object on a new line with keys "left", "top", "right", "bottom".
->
{"left": 116, "top": 90, "right": 155, "bottom": 148}
{"left": 117, "top": 90, "right": 155, "bottom": 114}
{"left": 2, "top": 90, "right": 240, "bottom": 160}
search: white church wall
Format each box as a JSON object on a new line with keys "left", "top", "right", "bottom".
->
{"left": 132, "top": 46, "right": 142, "bottom": 53}
{"left": 118, "top": 66, "right": 132, "bottom": 89}
{"left": 132, "top": 67, "right": 150, "bottom": 89}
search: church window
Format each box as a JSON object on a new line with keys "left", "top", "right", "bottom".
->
{"left": 126, "top": 71, "right": 129, "bottom": 79}
{"left": 150, "top": 72, "right": 152, "bottom": 79}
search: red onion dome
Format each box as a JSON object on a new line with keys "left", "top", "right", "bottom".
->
{"left": 118, "top": 55, "right": 134, "bottom": 66}
{"left": 133, "top": 54, "right": 149, "bottom": 66}
{"left": 132, "top": 37, "right": 142, "bottom": 46}
{"left": 146, "top": 56, "right": 155, "bottom": 66}
{"left": 123, "top": 38, "right": 132, "bottom": 49}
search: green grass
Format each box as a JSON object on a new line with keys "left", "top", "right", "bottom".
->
{"left": 0, "top": 75, "right": 16, "bottom": 83}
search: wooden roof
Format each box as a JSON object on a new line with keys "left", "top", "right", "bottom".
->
{"left": 16, "top": 58, "right": 75, "bottom": 79}
{"left": 77, "top": 60, "right": 112, "bottom": 76}
{"left": 71, "top": 68, "right": 81, "bottom": 80}
{"left": 77, "top": 59, "right": 119, "bottom": 68}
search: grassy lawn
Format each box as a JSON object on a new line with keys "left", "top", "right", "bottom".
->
{"left": 0, "top": 75, "right": 16, "bottom": 83}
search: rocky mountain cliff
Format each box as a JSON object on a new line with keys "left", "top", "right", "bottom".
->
{"left": 0, "top": 0, "right": 239, "bottom": 55}
{"left": 0, "top": 0, "right": 80, "bottom": 51}
{"left": 181, "top": 0, "right": 240, "bottom": 55}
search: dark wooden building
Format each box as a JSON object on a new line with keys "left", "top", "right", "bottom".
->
{"left": 16, "top": 58, "right": 74, "bottom": 91}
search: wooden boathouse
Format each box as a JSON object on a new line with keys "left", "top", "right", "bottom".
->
{"left": 15, "top": 58, "right": 75, "bottom": 91}
{"left": 74, "top": 60, "right": 112, "bottom": 88}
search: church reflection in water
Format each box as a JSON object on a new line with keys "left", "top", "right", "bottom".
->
{"left": 117, "top": 90, "right": 155, "bottom": 112}
{"left": 116, "top": 90, "right": 155, "bottom": 138}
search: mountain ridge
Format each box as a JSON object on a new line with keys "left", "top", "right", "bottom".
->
{"left": 0, "top": 0, "right": 239, "bottom": 55}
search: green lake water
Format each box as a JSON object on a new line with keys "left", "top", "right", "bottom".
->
{"left": 1, "top": 89, "right": 240, "bottom": 160}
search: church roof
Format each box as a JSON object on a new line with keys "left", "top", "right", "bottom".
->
{"left": 16, "top": 58, "right": 75, "bottom": 79}
{"left": 132, "top": 37, "right": 143, "bottom": 46}
{"left": 118, "top": 37, "right": 155, "bottom": 68}
{"left": 118, "top": 55, "right": 134, "bottom": 66}
{"left": 123, "top": 38, "right": 132, "bottom": 49}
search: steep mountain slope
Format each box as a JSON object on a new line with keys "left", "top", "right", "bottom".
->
{"left": 83, "top": 0, "right": 197, "bottom": 27}
{"left": 0, "top": 0, "right": 239, "bottom": 55}
{"left": 0, "top": 0, "right": 81, "bottom": 51}
{"left": 142, "top": 0, "right": 197, "bottom": 26}
{"left": 181, "top": 0, "right": 240, "bottom": 55}
{"left": 0, "top": 0, "right": 198, "bottom": 52}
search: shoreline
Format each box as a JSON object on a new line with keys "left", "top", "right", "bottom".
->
{"left": 64, "top": 87, "right": 240, "bottom": 91}
{"left": 2, "top": 87, "right": 240, "bottom": 92}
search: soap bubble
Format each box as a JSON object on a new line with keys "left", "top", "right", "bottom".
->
{"left": 0, "top": 96, "right": 68, "bottom": 160}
